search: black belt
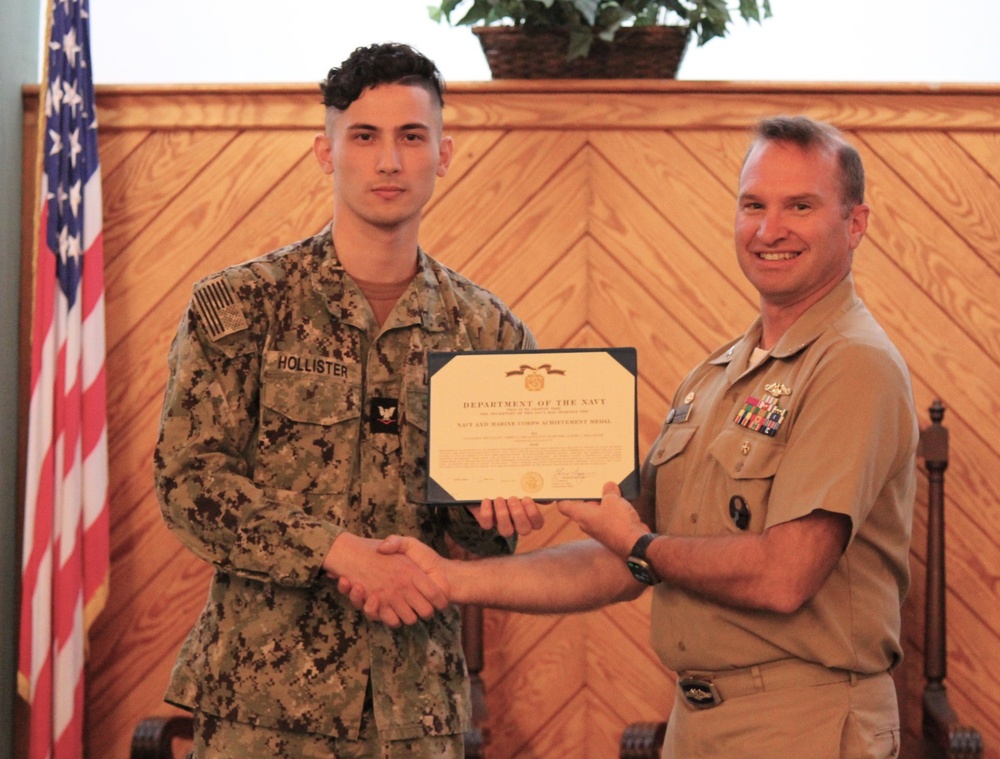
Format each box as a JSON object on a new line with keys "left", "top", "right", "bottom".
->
{"left": 678, "top": 659, "right": 884, "bottom": 709}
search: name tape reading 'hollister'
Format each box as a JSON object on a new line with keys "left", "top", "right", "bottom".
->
{"left": 193, "top": 275, "right": 249, "bottom": 341}
{"left": 276, "top": 354, "right": 350, "bottom": 377}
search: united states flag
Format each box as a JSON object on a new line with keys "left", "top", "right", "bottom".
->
{"left": 18, "top": 1, "right": 109, "bottom": 757}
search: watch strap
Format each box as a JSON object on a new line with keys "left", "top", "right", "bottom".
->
{"left": 626, "top": 532, "right": 661, "bottom": 585}
{"left": 628, "top": 532, "right": 659, "bottom": 561}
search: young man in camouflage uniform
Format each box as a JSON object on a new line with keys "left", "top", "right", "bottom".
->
{"left": 154, "top": 43, "right": 540, "bottom": 758}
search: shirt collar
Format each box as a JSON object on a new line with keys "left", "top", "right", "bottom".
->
{"left": 711, "top": 274, "right": 859, "bottom": 370}
{"left": 311, "top": 225, "right": 452, "bottom": 333}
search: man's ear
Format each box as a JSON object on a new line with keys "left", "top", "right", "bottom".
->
{"left": 848, "top": 203, "right": 870, "bottom": 250}
{"left": 436, "top": 135, "right": 454, "bottom": 178}
{"left": 313, "top": 133, "right": 334, "bottom": 175}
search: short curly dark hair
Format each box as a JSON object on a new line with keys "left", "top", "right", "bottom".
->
{"left": 319, "top": 42, "right": 445, "bottom": 112}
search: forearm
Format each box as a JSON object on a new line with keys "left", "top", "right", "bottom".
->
{"left": 447, "top": 539, "right": 645, "bottom": 613}
{"left": 648, "top": 533, "right": 779, "bottom": 609}
{"left": 158, "top": 459, "right": 344, "bottom": 585}
{"left": 647, "top": 510, "right": 850, "bottom": 614}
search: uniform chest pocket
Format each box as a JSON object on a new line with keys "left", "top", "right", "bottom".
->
{"left": 706, "top": 426, "right": 785, "bottom": 533}
{"left": 262, "top": 377, "right": 361, "bottom": 424}
{"left": 648, "top": 425, "right": 697, "bottom": 467}
{"left": 706, "top": 426, "right": 784, "bottom": 480}
{"left": 648, "top": 425, "right": 699, "bottom": 536}
{"left": 257, "top": 365, "right": 361, "bottom": 495}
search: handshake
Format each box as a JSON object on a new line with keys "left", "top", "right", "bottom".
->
{"left": 328, "top": 494, "right": 545, "bottom": 628}
{"left": 326, "top": 482, "right": 648, "bottom": 627}
{"left": 335, "top": 531, "right": 455, "bottom": 628}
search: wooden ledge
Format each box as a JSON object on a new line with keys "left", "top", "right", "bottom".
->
{"left": 22, "top": 81, "right": 1000, "bottom": 131}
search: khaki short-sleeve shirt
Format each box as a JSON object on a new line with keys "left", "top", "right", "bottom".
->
{"left": 646, "top": 276, "right": 917, "bottom": 674}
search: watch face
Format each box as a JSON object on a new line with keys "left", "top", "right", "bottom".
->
{"left": 626, "top": 558, "right": 656, "bottom": 586}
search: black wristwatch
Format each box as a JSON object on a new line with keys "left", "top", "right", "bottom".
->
{"left": 626, "top": 533, "right": 661, "bottom": 585}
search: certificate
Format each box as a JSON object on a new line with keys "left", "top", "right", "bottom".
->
{"left": 426, "top": 348, "right": 638, "bottom": 504}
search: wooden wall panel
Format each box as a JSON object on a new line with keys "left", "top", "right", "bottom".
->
{"left": 424, "top": 130, "right": 590, "bottom": 272}
{"left": 953, "top": 132, "right": 1000, "bottom": 183}
{"left": 458, "top": 148, "right": 591, "bottom": 304}
{"left": 18, "top": 81, "right": 1000, "bottom": 759}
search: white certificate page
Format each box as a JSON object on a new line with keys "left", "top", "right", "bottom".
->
{"left": 426, "top": 348, "right": 638, "bottom": 504}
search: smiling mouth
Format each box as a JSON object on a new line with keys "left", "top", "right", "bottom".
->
{"left": 758, "top": 251, "right": 800, "bottom": 261}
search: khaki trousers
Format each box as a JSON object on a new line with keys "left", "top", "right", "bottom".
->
{"left": 662, "top": 669, "right": 899, "bottom": 759}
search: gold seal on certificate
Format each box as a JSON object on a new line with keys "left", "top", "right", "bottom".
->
{"left": 425, "top": 348, "right": 639, "bottom": 504}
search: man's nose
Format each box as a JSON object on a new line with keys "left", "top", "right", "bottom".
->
{"left": 756, "top": 210, "right": 787, "bottom": 242}
{"left": 377, "top": 143, "right": 401, "bottom": 174}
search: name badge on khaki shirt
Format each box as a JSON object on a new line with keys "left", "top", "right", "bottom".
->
{"left": 666, "top": 391, "right": 696, "bottom": 424}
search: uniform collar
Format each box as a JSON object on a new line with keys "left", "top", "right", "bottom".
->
{"left": 310, "top": 225, "right": 452, "bottom": 333}
{"left": 710, "top": 274, "right": 859, "bottom": 373}
{"left": 382, "top": 251, "right": 452, "bottom": 333}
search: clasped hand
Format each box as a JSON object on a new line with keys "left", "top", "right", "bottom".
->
{"left": 334, "top": 496, "right": 545, "bottom": 627}
{"left": 337, "top": 483, "right": 646, "bottom": 627}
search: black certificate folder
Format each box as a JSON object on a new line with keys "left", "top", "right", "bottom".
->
{"left": 425, "top": 347, "right": 639, "bottom": 505}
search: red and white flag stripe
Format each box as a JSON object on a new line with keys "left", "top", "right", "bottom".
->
{"left": 18, "top": 1, "right": 109, "bottom": 757}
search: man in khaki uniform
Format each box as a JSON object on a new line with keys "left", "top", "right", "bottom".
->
{"left": 154, "top": 43, "right": 540, "bottom": 758}
{"left": 352, "top": 116, "right": 917, "bottom": 759}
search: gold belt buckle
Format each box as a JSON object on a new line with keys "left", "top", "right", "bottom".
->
{"left": 679, "top": 677, "right": 722, "bottom": 708}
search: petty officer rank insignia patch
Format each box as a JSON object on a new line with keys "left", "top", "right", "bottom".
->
{"left": 734, "top": 393, "right": 787, "bottom": 437}
{"left": 192, "top": 275, "right": 249, "bottom": 341}
{"left": 370, "top": 398, "right": 400, "bottom": 434}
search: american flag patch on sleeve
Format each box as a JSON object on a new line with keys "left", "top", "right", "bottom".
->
{"left": 192, "top": 275, "right": 249, "bottom": 341}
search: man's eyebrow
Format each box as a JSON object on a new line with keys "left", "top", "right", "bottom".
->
{"left": 786, "top": 193, "right": 822, "bottom": 204}
{"left": 345, "top": 121, "right": 432, "bottom": 132}
{"left": 737, "top": 191, "right": 823, "bottom": 203}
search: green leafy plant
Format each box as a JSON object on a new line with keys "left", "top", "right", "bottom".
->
{"left": 429, "top": 0, "right": 772, "bottom": 60}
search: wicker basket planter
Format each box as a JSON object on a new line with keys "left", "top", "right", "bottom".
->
{"left": 473, "top": 25, "right": 689, "bottom": 79}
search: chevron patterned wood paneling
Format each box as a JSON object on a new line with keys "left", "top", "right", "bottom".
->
{"left": 19, "top": 82, "right": 1000, "bottom": 759}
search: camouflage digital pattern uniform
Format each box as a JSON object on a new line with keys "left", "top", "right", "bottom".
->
{"left": 154, "top": 226, "right": 536, "bottom": 742}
